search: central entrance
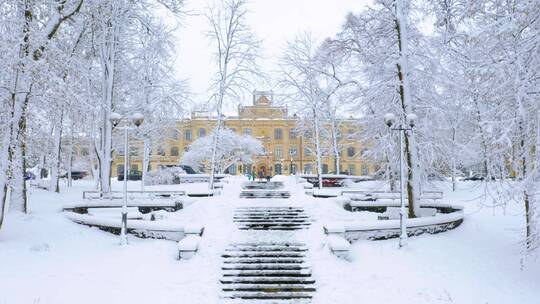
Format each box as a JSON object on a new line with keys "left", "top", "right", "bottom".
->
{"left": 257, "top": 164, "right": 267, "bottom": 177}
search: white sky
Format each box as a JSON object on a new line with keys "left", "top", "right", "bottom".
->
{"left": 173, "top": 0, "right": 370, "bottom": 109}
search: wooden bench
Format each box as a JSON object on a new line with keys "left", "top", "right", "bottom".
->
{"left": 177, "top": 235, "right": 201, "bottom": 260}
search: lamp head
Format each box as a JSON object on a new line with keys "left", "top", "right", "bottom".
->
{"left": 109, "top": 112, "right": 122, "bottom": 127}
{"left": 131, "top": 112, "right": 144, "bottom": 127}
{"left": 406, "top": 113, "right": 417, "bottom": 128}
{"left": 384, "top": 113, "right": 396, "bottom": 128}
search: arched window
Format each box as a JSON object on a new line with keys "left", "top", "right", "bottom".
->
{"left": 275, "top": 128, "right": 283, "bottom": 140}
{"left": 198, "top": 128, "right": 206, "bottom": 137}
{"left": 347, "top": 147, "right": 355, "bottom": 158}
{"left": 184, "top": 130, "right": 192, "bottom": 141}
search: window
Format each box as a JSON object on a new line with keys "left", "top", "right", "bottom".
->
{"left": 275, "top": 128, "right": 283, "bottom": 140}
{"left": 117, "top": 164, "right": 124, "bottom": 174}
{"left": 289, "top": 129, "right": 297, "bottom": 139}
{"left": 131, "top": 164, "right": 138, "bottom": 171}
{"left": 348, "top": 164, "right": 356, "bottom": 175}
{"left": 322, "top": 164, "right": 329, "bottom": 174}
{"left": 80, "top": 147, "right": 89, "bottom": 156}
{"left": 304, "top": 147, "right": 312, "bottom": 157}
{"left": 347, "top": 147, "right": 356, "bottom": 158}
{"left": 157, "top": 146, "right": 166, "bottom": 156}
{"left": 198, "top": 128, "right": 206, "bottom": 137}
{"left": 347, "top": 129, "right": 355, "bottom": 139}
{"left": 116, "top": 147, "right": 125, "bottom": 156}
{"left": 275, "top": 164, "right": 282, "bottom": 175}
{"left": 304, "top": 164, "right": 313, "bottom": 174}
{"left": 129, "top": 146, "right": 139, "bottom": 156}
{"left": 226, "top": 164, "right": 237, "bottom": 175}
{"left": 361, "top": 164, "right": 369, "bottom": 175}
{"left": 289, "top": 146, "right": 298, "bottom": 157}
{"left": 275, "top": 146, "right": 282, "bottom": 158}
{"left": 172, "top": 129, "right": 180, "bottom": 140}
{"left": 244, "top": 128, "right": 252, "bottom": 136}
{"left": 184, "top": 130, "right": 192, "bottom": 141}
{"left": 170, "top": 146, "right": 179, "bottom": 156}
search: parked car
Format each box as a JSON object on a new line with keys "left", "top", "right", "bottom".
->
{"left": 24, "top": 171, "right": 36, "bottom": 181}
{"left": 60, "top": 171, "right": 88, "bottom": 180}
{"left": 180, "top": 165, "right": 198, "bottom": 174}
{"left": 310, "top": 178, "right": 344, "bottom": 188}
{"left": 117, "top": 170, "right": 142, "bottom": 181}
{"left": 461, "top": 174, "right": 495, "bottom": 181}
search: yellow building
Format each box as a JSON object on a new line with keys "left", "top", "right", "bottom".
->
{"left": 113, "top": 91, "right": 372, "bottom": 177}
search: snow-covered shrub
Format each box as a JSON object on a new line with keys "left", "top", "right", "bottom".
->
{"left": 145, "top": 167, "right": 186, "bottom": 185}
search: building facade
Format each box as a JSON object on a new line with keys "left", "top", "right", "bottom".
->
{"left": 112, "top": 91, "right": 372, "bottom": 177}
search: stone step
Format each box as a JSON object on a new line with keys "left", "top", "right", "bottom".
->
{"left": 223, "top": 258, "right": 307, "bottom": 264}
{"left": 225, "top": 247, "right": 308, "bottom": 252}
{"left": 222, "top": 270, "right": 312, "bottom": 277}
{"left": 222, "top": 291, "right": 313, "bottom": 300}
{"left": 222, "top": 252, "right": 306, "bottom": 258}
{"left": 221, "top": 264, "right": 310, "bottom": 271}
{"left": 222, "top": 284, "right": 316, "bottom": 292}
{"left": 220, "top": 277, "right": 316, "bottom": 285}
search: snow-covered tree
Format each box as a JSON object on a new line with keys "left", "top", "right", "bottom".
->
{"left": 181, "top": 129, "right": 263, "bottom": 173}
{"left": 205, "top": 0, "right": 263, "bottom": 189}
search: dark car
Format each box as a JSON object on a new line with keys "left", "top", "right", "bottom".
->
{"left": 310, "top": 178, "right": 344, "bottom": 188}
{"left": 180, "top": 165, "right": 198, "bottom": 174}
{"left": 462, "top": 174, "right": 495, "bottom": 181}
{"left": 60, "top": 171, "right": 88, "bottom": 180}
{"left": 117, "top": 170, "right": 142, "bottom": 181}
{"left": 24, "top": 171, "right": 36, "bottom": 181}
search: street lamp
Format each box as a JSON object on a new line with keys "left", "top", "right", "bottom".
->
{"left": 384, "top": 112, "right": 416, "bottom": 249}
{"left": 289, "top": 149, "right": 296, "bottom": 175}
{"left": 110, "top": 112, "right": 144, "bottom": 246}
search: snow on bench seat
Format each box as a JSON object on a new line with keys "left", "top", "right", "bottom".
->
{"left": 64, "top": 212, "right": 203, "bottom": 241}
{"left": 327, "top": 235, "right": 351, "bottom": 259}
{"left": 177, "top": 235, "right": 201, "bottom": 260}
{"left": 324, "top": 211, "right": 464, "bottom": 242}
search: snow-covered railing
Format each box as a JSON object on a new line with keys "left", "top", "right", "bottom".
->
{"left": 65, "top": 212, "right": 203, "bottom": 241}
{"left": 324, "top": 209, "right": 464, "bottom": 242}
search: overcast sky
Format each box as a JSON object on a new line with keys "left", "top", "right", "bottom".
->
{"left": 172, "top": 0, "right": 370, "bottom": 109}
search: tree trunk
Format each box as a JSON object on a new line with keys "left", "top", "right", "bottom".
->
{"left": 394, "top": 0, "right": 419, "bottom": 218}
{"left": 313, "top": 108, "right": 323, "bottom": 189}
{"left": 141, "top": 136, "right": 151, "bottom": 191}
{"left": 49, "top": 109, "right": 64, "bottom": 193}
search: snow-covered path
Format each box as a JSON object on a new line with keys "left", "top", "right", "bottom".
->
{"left": 0, "top": 177, "right": 539, "bottom": 304}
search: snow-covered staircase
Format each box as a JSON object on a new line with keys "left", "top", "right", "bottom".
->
{"left": 220, "top": 242, "right": 315, "bottom": 301}
{"left": 233, "top": 207, "right": 311, "bottom": 230}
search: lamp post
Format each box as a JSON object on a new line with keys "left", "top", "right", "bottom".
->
{"left": 289, "top": 149, "right": 296, "bottom": 176}
{"left": 384, "top": 112, "right": 416, "bottom": 249}
{"left": 110, "top": 112, "right": 144, "bottom": 246}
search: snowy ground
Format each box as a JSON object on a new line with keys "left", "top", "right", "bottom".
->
{"left": 0, "top": 177, "right": 538, "bottom": 304}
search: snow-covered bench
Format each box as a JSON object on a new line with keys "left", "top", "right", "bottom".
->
{"left": 65, "top": 212, "right": 203, "bottom": 241}
{"left": 63, "top": 199, "right": 184, "bottom": 214}
{"left": 324, "top": 209, "right": 464, "bottom": 242}
{"left": 177, "top": 235, "right": 201, "bottom": 260}
{"left": 327, "top": 235, "right": 351, "bottom": 259}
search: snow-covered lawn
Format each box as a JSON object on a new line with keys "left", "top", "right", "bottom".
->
{"left": 0, "top": 177, "right": 538, "bottom": 304}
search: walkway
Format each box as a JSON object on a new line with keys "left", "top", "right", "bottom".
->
{"left": 219, "top": 178, "right": 317, "bottom": 303}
